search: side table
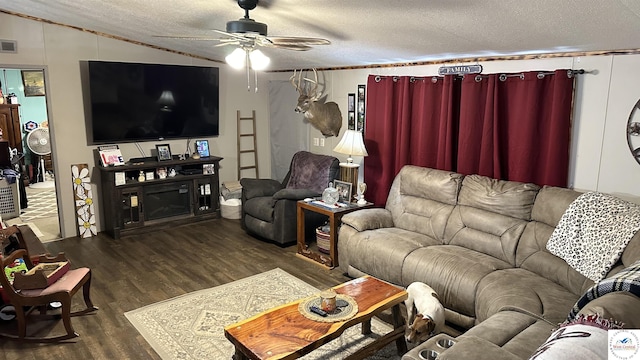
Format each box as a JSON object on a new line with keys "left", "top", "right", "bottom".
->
{"left": 297, "top": 200, "right": 373, "bottom": 268}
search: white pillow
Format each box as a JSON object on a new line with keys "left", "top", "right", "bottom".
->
{"left": 529, "top": 314, "right": 621, "bottom": 360}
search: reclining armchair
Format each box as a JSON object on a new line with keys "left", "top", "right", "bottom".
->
{"left": 240, "top": 151, "right": 340, "bottom": 245}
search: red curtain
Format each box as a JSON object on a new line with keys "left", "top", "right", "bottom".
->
{"left": 457, "top": 70, "right": 574, "bottom": 186}
{"left": 410, "top": 76, "right": 460, "bottom": 170}
{"left": 364, "top": 70, "right": 575, "bottom": 207}
{"left": 362, "top": 76, "right": 409, "bottom": 207}
{"left": 364, "top": 75, "right": 459, "bottom": 206}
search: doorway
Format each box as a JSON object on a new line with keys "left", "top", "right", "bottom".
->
{"left": 0, "top": 67, "right": 60, "bottom": 242}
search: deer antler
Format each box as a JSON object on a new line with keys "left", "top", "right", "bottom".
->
{"left": 289, "top": 69, "right": 301, "bottom": 92}
{"left": 290, "top": 68, "right": 323, "bottom": 100}
{"left": 307, "top": 68, "right": 321, "bottom": 101}
{"left": 300, "top": 68, "right": 322, "bottom": 101}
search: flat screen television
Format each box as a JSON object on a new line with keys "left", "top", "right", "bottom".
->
{"left": 84, "top": 61, "right": 219, "bottom": 144}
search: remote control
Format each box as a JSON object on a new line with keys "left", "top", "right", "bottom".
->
{"left": 310, "top": 306, "right": 328, "bottom": 317}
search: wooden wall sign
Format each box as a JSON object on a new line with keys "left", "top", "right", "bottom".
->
{"left": 72, "top": 163, "right": 97, "bottom": 238}
{"left": 438, "top": 64, "right": 483, "bottom": 76}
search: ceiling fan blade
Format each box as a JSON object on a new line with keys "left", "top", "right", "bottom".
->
{"left": 213, "top": 29, "right": 261, "bottom": 41}
{"left": 257, "top": 0, "right": 274, "bottom": 9}
{"left": 214, "top": 41, "right": 239, "bottom": 47}
{"left": 267, "top": 36, "right": 331, "bottom": 45}
{"left": 153, "top": 35, "right": 223, "bottom": 41}
{"left": 269, "top": 43, "right": 313, "bottom": 51}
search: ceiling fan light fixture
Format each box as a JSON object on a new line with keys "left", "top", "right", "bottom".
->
{"left": 249, "top": 49, "right": 270, "bottom": 70}
{"left": 225, "top": 47, "right": 246, "bottom": 69}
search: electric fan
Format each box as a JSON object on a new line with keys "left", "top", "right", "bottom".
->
{"left": 25, "top": 127, "right": 51, "bottom": 185}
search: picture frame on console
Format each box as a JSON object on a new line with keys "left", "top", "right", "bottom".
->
{"left": 156, "top": 144, "right": 172, "bottom": 161}
{"left": 195, "top": 140, "right": 210, "bottom": 158}
{"left": 334, "top": 180, "right": 352, "bottom": 203}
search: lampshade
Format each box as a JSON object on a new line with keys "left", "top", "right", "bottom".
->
{"left": 333, "top": 130, "right": 368, "bottom": 202}
{"left": 333, "top": 130, "right": 368, "bottom": 163}
{"left": 249, "top": 49, "right": 270, "bottom": 70}
{"left": 225, "top": 48, "right": 246, "bottom": 69}
{"left": 225, "top": 47, "right": 271, "bottom": 92}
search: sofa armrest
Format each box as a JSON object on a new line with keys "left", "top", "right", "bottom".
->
{"left": 578, "top": 291, "right": 640, "bottom": 328}
{"left": 402, "top": 335, "right": 521, "bottom": 360}
{"left": 341, "top": 208, "right": 394, "bottom": 232}
{"left": 273, "top": 188, "right": 319, "bottom": 201}
{"left": 240, "top": 178, "right": 283, "bottom": 199}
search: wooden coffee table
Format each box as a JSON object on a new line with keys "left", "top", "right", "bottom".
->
{"left": 224, "top": 275, "right": 408, "bottom": 360}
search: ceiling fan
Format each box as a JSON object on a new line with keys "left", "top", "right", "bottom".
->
{"left": 157, "top": 0, "right": 331, "bottom": 52}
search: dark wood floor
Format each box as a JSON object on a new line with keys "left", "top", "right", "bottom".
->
{"left": 0, "top": 218, "right": 351, "bottom": 359}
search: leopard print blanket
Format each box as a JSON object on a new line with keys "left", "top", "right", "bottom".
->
{"left": 546, "top": 191, "right": 640, "bottom": 282}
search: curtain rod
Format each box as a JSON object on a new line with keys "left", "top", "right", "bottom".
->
{"left": 374, "top": 69, "right": 591, "bottom": 83}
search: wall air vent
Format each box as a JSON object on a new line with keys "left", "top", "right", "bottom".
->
{"left": 0, "top": 40, "right": 17, "bottom": 53}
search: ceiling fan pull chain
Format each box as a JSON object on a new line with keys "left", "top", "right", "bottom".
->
{"left": 246, "top": 50, "right": 251, "bottom": 92}
{"left": 254, "top": 70, "right": 259, "bottom": 93}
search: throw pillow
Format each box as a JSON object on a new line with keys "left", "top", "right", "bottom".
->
{"left": 529, "top": 314, "right": 622, "bottom": 360}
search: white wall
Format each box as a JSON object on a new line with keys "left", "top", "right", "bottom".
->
{"left": 0, "top": 13, "right": 272, "bottom": 237}
{"left": 3, "top": 11, "right": 640, "bottom": 239}
{"left": 271, "top": 56, "right": 640, "bottom": 204}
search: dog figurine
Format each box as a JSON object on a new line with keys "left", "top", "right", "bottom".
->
{"left": 405, "top": 282, "right": 445, "bottom": 343}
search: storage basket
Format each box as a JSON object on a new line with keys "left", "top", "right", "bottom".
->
{"left": 0, "top": 179, "right": 19, "bottom": 219}
{"left": 316, "top": 227, "right": 331, "bottom": 254}
{"left": 220, "top": 197, "right": 242, "bottom": 220}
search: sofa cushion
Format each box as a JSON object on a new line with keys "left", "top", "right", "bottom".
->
{"left": 517, "top": 186, "right": 592, "bottom": 295}
{"left": 516, "top": 221, "right": 593, "bottom": 296}
{"left": 622, "top": 231, "right": 640, "bottom": 267}
{"left": 444, "top": 205, "right": 528, "bottom": 266}
{"left": 345, "top": 227, "right": 439, "bottom": 285}
{"left": 458, "top": 174, "right": 540, "bottom": 221}
{"left": 475, "top": 268, "right": 579, "bottom": 324}
{"left": 460, "top": 311, "right": 556, "bottom": 360}
{"left": 402, "top": 245, "right": 512, "bottom": 319}
{"left": 530, "top": 186, "right": 580, "bottom": 228}
{"left": 386, "top": 166, "right": 462, "bottom": 241}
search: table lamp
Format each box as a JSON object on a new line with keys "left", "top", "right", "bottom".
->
{"left": 333, "top": 130, "right": 368, "bottom": 201}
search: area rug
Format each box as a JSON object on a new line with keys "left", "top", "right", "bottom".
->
{"left": 22, "top": 188, "right": 58, "bottom": 221}
{"left": 125, "top": 268, "right": 402, "bottom": 360}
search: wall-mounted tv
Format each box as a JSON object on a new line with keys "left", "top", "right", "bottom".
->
{"left": 84, "top": 61, "right": 219, "bottom": 144}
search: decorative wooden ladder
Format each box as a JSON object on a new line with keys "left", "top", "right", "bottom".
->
{"left": 237, "top": 110, "right": 259, "bottom": 179}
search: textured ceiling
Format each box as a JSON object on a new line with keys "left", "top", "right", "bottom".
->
{"left": 2, "top": 0, "right": 640, "bottom": 70}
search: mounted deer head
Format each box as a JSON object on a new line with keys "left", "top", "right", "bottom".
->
{"left": 290, "top": 69, "right": 342, "bottom": 137}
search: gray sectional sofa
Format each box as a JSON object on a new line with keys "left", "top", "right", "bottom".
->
{"left": 337, "top": 165, "right": 640, "bottom": 359}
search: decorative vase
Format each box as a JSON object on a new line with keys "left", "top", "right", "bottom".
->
{"left": 357, "top": 183, "right": 367, "bottom": 205}
{"left": 138, "top": 171, "right": 146, "bottom": 182}
{"left": 322, "top": 182, "right": 339, "bottom": 205}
